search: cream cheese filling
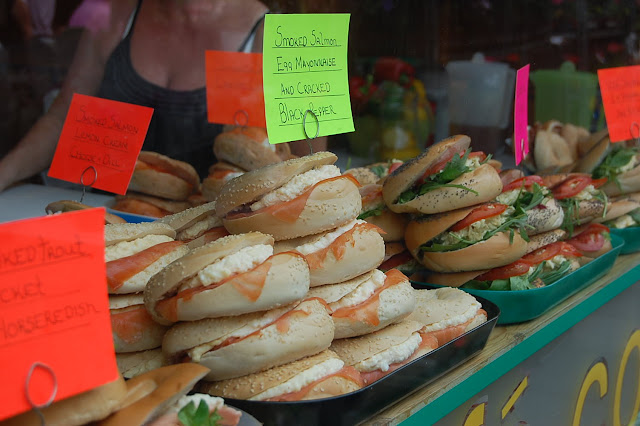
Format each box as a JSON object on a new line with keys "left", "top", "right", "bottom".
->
{"left": 611, "top": 214, "right": 636, "bottom": 229}
{"left": 295, "top": 219, "right": 364, "bottom": 255}
{"left": 250, "top": 358, "right": 345, "bottom": 401}
{"left": 421, "top": 300, "right": 481, "bottom": 333}
{"left": 439, "top": 206, "right": 514, "bottom": 246}
{"left": 251, "top": 165, "right": 341, "bottom": 211}
{"left": 179, "top": 244, "right": 273, "bottom": 292}
{"left": 355, "top": 333, "right": 422, "bottom": 373}
{"left": 105, "top": 234, "right": 173, "bottom": 262}
{"left": 329, "top": 270, "right": 386, "bottom": 311}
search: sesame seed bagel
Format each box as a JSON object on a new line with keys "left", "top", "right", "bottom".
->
{"left": 128, "top": 151, "right": 200, "bottom": 201}
{"left": 213, "top": 127, "right": 290, "bottom": 171}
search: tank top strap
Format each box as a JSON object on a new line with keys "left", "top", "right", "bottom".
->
{"left": 239, "top": 12, "right": 267, "bottom": 53}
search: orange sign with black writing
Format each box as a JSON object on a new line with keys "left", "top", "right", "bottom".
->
{"left": 48, "top": 94, "right": 153, "bottom": 194}
{"left": 0, "top": 208, "right": 117, "bottom": 421}
{"left": 206, "top": 51, "right": 266, "bottom": 127}
{"left": 598, "top": 65, "right": 640, "bottom": 142}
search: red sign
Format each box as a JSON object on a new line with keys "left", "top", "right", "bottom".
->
{"left": 48, "top": 94, "right": 153, "bottom": 194}
{"left": 598, "top": 65, "right": 640, "bottom": 142}
{"left": 206, "top": 51, "right": 266, "bottom": 127}
{"left": 0, "top": 208, "right": 117, "bottom": 421}
{"left": 514, "top": 65, "right": 530, "bottom": 165}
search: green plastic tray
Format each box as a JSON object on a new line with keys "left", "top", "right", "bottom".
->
{"left": 412, "top": 235, "right": 624, "bottom": 325}
{"left": 610, "top": 228, "right": 640, "bottom": 254}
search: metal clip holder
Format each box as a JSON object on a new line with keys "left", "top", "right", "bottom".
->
{"left": 302, "top": 109, "right": 320, "bottom": 155}
{"left": 25, "top": 362, "right": 58, "bottom": 426}
{"left": 78, "top": 166, "right": 97, "bottom": 204}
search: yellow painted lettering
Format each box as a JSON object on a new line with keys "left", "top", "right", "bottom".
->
{"left": 572, "top": 360, "right": 608, "bottom": 426}
{"left": 613, "top": 329, "right": 640, "bottom": 426}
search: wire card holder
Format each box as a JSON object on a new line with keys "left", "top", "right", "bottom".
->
{"left": 234, "top": 109, "right": 250, "bottom": 128}
{"left": 25, "top": 361, "right": 58, "bottom": 425}
{"left": 78, "top": 166, "right": 97, "bottom": 204}
{"left": 302, "top": 109, "right": 320, "bottom": 155}
{"left": 630, "top": 122, "right": 640, "bottom": 146}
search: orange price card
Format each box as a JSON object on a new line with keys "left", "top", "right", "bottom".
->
{"left": 598, "top": 65, "right": 640, "bottom": 142}
{"left": 205, "top": 50, "right": 266, "bottom": 127}
{"left": 0, "top": 208, "right": 117, "bottom": 422}
{"left": 48, "top": 94, "right": 153, "bottom": 194}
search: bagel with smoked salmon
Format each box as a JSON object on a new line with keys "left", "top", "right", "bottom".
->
{"left": 404, "top": 203, "right": 529, "bottom": 273}
{"left": 358, "top": 184, "right": 408, "bottom": 242}
{"left": 110, "top": 294, "right": 168, "bottom": 353}
{"left": 216, "top": 152, "right": 362, "bottom": 240}
{"left": 158, "top": 201, "right": 229, "bottom": 248}
{"left": 273, "top": 219, "right": 385, "bottom": 287}
{"left": 105, "top": 222, "right": 189, "bottom": 295}
{"left": 406, "top": 288, "right": 486, "bottom": 346}
{"left": 307, "top": 269, "right": 416, "bottom": 339}
{"left": 382, "top": 135, "right": 502, "bottom": 214}
{"left": 144, "top": 232, "right": 309, "bottom": 324}
{"left": 200, "top": 350, "right": 363, "bottom": 401}
{"left": 213, "top": 127, "right": 290, "bottom": 171}
{"left": 330, "top": 320, "right": 438, "bottom": 385}
{"left": 111, "top": 193, "right": 191, "bottom": 218}
{"left": 201, "top": 162, "right": 245, "bottom": 201}
{"left": 162, "top": 298, "right": 334, "bottom": 381}
{"left": 45, "top": 200, "right": 126, "bottom": 224}
{"left": 128, "top": 151, "right": 200, "bottom": 201}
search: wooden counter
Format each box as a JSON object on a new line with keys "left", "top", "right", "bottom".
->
{"left": 364, "top": 252, "right": 640, "bottom": 425}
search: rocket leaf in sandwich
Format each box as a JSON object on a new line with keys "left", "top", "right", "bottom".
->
{"left": 396, "top": 149, "right": 487, "bottom": 204}
{"left": 420, "top": 204, "right": 531, "bottom": 253}
{"left": 462, "top": 259, "right": 572, "bottom": 291}
{"left": 515, "top": 182, "right": 547, "bottom": 211}
{"left": 593, "top": 146, "right": 639, "bottom": 191}
{"left": 178, "top": 400, "right": 222, "bottom": 426}
{"left": 370, "top": 164, "right": 386, "bottom": 178}
{"left": 357, "top": 205, "right": 385, "bottom": 220}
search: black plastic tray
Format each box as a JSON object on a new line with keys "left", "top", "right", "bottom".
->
{"left": 224, "top": 291, "right": 499, "bottom": 426}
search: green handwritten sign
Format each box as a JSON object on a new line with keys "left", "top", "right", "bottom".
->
{"left": 263, "top": 14, "right": 354, "bottom": 144}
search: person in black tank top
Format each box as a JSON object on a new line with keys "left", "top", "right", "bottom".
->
{"left": 0, "top": 0, "right": 269, "bottom": 190}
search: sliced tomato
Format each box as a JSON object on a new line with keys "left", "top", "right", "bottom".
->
{"left": 568, "top": 223, "right": 609, "bottom": 252}
{"left": 502, "top": 175, "right": 545, "bottom": 193}
{"left": 388, "top": 161, "right": 403, "bottom": 174}
{"left": 551, "top": 175, "right": 591, "bottom": 200}
{"left": 450, "top": 203, "right": 507, "bottom": 232}
{"left": 417, "top": 146, "right": 463, "bottom": 184}
{"left": 476, "top": 260, "right": 532, "bottom": 281}
{"left": 468, "top": 151, "right": 487, "bottom": 162}
{"left": 523, "top": 241, "right": 582, "bottom": 265}
{"left": 591, "top": 177, "right": 608, "bottom": 188}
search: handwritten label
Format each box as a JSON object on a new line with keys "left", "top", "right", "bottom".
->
{"left": 48, "top": 94, "right": 153, "bottom": 194}
{"left": 598, "top": 65, "right": 640, "bottom": 142}
{"left": 262, "top": 14, "right": 354, "bottom": 144}
{"left": 206, "top": 51, "right": 266, "bottom": 127}
{"left": 0, "top": 209, "right": 117, "bottom": 421}
{"left": 515, "top": 64, "right": 530, "bottom": 165}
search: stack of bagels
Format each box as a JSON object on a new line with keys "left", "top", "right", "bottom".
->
{"left": 112, "top": 151, "right": 203, "bottom": 218}
{"left": 105, "top": 221, "right": 189, "bottom": 378}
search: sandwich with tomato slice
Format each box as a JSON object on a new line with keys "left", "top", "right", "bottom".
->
{"left": 330, "top": 320, "right": 439, "bottom": 386}
{"left": 597, "top": 197, "right": 640, "bottom": 230}
{"left": 406, "top": 288, "right": 487, "bottom": 346}
{"left": 379, "top": 242, "right": 420, "bottom": 277}
{"left": 200, "top": 350, "right": 363, "bottom": 401}
{"left": 576, "top": 134, "right": 640, "bottom": 197}
{"left": 424, "top": 241, "right": 583, "bottom": 291}
{"left": 495, "top": 175, "right": 564, "bottom": 235}
{"left": 158, "top": 201, "right": 229, "bottom": 249}
{"left": 144, "top": 232, "right": 310, "bottom": 324}
{"left": 202, "top": 162, "right": 245, "bottom": 202}
{"left": 366, "top": 159, "right": 403, "bottom": 183}
{"left": 273, "top": 219, "right": 385, "bottom": 287}
{"left": 162, "top": 298, "right": 334, "bottom": 381}
{"left": 543, "top": 173, "right": 608, "bottom": 236}
{"left": 213, "top": 126, "right": 291, "bottom": 171}
{"left": 383, "top": 135, "right": 502, "bottom": 214}
{"left": 357, "top": 184, "right": 408, "bottom": 242}
{"left": 404, "top": 202, "right": 530, "bottom": 273}
{"left": 215, "top": 152, "right": 362, "bottom": 240}
{"left": 307, "top": 269, "right": 416, "bottom": 339}
{"left": 567, "top": 223, "right": 612, "bottom": 263}
{"left": 105, "top": 222, "right": 189, "bottom": 295}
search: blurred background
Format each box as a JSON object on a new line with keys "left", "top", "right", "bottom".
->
{"left": 1, "top": 0, "right": 639, "bottom": 164}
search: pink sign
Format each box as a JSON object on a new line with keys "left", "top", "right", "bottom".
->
{"left": 514, "top": 65, "right": 530, "bottom": 166}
